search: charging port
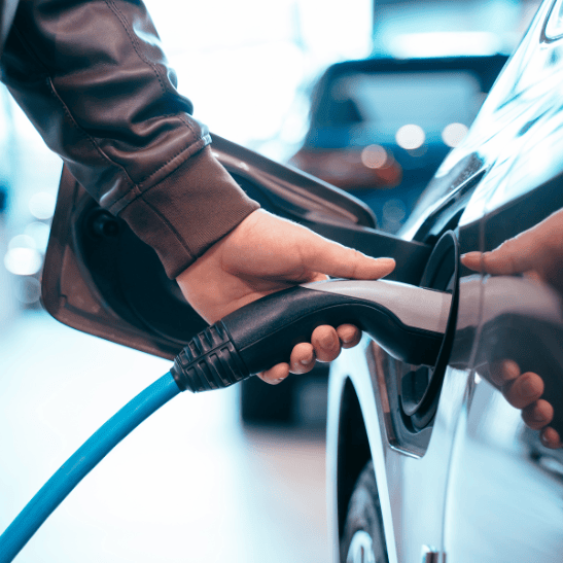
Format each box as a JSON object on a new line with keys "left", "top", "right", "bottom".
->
{"left": 400, "top": 230, "right": 460, "bottom": 430}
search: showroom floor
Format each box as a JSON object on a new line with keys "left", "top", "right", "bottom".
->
{"left": 0, "top": 313, "right": 329, "bottom": 563}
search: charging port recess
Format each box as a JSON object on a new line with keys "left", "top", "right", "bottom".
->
{"left": 400, "top": 230, "right": 460, "bottom": 431}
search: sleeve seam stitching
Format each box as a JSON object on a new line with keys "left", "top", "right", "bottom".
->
{"left": 109, "top": 136, "right": 210, "bottom": 212}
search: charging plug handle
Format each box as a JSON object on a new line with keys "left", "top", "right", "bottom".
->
{"left": 171, "top": 280, "right": 452, "bottom": 393}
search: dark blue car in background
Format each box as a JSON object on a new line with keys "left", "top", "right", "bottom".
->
{"left": 290, "top": 55, "right": 507, "bottom": 232}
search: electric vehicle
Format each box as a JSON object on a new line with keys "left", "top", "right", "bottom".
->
{"left": 327, "top": 2, "right": 563, "bottom": 562}
{"left": 37, "top": 1, "right": 563, "bottom": 562}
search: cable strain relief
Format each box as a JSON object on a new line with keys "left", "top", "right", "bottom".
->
{"left": 171, "top": 321, "right": 250, "bottom": 392}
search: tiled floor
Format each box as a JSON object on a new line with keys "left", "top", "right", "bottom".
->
{"left": 0, "top": 313, "right": 329, "bottom": 562}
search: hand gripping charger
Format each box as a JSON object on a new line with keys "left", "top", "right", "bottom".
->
{"left": 0, "top": 279, "right": 451, "bottom": 563}
{"left": 171, "top": 279, "right": 452, "bottom": 391}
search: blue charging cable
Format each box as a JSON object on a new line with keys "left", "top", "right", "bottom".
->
{"left": 0, "top": 372, "right": 180, "bottom": 563}
{"left": 0, "top": 316, "right": 255, "bottom": 562}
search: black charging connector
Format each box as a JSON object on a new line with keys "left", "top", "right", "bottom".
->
{"left": 171, "top": 280, "right": 451, "bottom": 393}
{"left": 171, "top": 322, "right": 249, "bottom": 392}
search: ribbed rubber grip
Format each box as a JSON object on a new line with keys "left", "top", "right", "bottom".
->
{"left": 171, "top": 322, "right": 250, "bottom": 392}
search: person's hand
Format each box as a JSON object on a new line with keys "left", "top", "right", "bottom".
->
{"left": 462, "top": 208, "right": 563, "bottom": 448}
{"left": 462, "top": 208, "right": 563, "bottom": 292}
{"left": 176, "top": 209, "right": 395, "bottom": 384}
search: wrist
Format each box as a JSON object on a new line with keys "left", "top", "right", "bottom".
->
{"left": 121, "top": 147, "right": 260, "bottom": 279}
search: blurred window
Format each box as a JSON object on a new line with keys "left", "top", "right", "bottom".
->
{"left": 144, "top": 0, "right": 373, "bottom": 160}
{"left": 333, "top": 71, "right": 482, "bottom": 133}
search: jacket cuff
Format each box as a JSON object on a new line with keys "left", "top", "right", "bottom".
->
{"left": 119, "top": 146, "right": 260, "bottom": 279}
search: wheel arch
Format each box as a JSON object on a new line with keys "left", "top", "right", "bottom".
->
{"left": 335, "top": 378, "right": 372, "bottom": 540}
{"left": 327, "top": 357, "right": 395, "bottom": 563}
{"left": 328, "top": 341, "right": 401, "bottom": 563}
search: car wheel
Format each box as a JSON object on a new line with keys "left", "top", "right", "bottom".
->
{"left": 341, "top": 461, "right": 388, "bottom": 563}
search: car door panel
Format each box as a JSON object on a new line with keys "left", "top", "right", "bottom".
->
{"left": 443, "top": 277, "right": 563, "bottom": 562}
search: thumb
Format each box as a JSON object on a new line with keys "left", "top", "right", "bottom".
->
{"left": 304, "top": 235, "right": 396, "bottom": 280}
{"left": 460, "top": 209, "right": 563, "bottom": 276}
{"left": 462, "top": 233, "right": 539, "bottom": 276}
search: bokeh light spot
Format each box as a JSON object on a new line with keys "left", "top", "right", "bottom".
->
{"left": 29, "top": 192, "right": 56, "bottom": 220}
{"left": 383, "top": 199, "right": 407, "bottom": 224}
{"left": 8, "top": 234, "right": 35, "bottom": 251}
{"left": 361, "top": 144, "right": 388, "bottom": 169}
{"left": 442, "top": 122, "right": 469, "bottom": 147}
{"left": 396, "top": 124, "right": 425, "bottom": 150}
{"left": 15, "top": 277, "right": 42, "bottom": 304}
{"left": 4, "top": 247, "right": 42, "bottom": 276}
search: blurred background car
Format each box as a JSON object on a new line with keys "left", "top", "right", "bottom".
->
{"left": 288, "top": 55, "right": 508, "bottom": 232}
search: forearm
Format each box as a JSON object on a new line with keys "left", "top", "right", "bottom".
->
{"left": 1, "top": 0, "right": 258, "bottom": 277}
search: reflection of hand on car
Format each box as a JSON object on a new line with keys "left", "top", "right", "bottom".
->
{"left": 462, "top": 208, "right": 563, "bottom": 291}
{"left": 488, "top": 359, "right": 560, "bottom": 448}
{"left": 177, "top": 209, "right": 396, "bottom": 385}
{"left": 462, "top": 208, "right": 563, "bottom": 449}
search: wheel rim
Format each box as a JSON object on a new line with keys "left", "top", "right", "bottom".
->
{"left": 346, "top": 530, "right": 377, "bottom": 563}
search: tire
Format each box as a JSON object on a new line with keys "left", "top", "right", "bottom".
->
{"left": 341, "top": 461, "right": 388, "bottom": 563}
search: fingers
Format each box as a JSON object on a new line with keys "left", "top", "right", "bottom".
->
{"left": 304, "top": 324, "right": 361, "bottom": 364}
{"left": 491, "top": 361, "right": 544, "bottom": 411}
{"left": 522, "top": 400, "right": 554, "bottom": 430}
{"left": 503, "top": 371, "right": 544, "bottom": 410}
{"left": 302, "top": 234, "right": 396, "bottom": 280}
{"left": 306, "top": 324, "right": 361, "bottom": 361}
{"left": 258, "top": 324, "right": 363, "bottom": 384}
{"left": 311, "top": 325, "right": 341, "bottom": 362}
{"left": 490, "top": 359, "right": 521, "bottom": 387}
{"left": 337, "top": 324, "right": 362, "bottom": 349}
{"left": 489, "top": 361, "right": 561, "bottom": 448}
{"left": 258, "top": 362, "right": 290, "bottom": 385}
{"left": 289, "top": 342, "right": 316, "bottom": 374}
{"left": 540, "top": 427, "right": 563, "bottom": 449}
{"left": 461, "top": 228, "right": 543, "bottom": 276}
{"left": 491, "top": 361, "right": 546, "bottom": 419}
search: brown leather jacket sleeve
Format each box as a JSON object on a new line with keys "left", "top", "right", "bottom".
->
{"left": 0, "top": 0, "right": 259, "bottom": 278}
